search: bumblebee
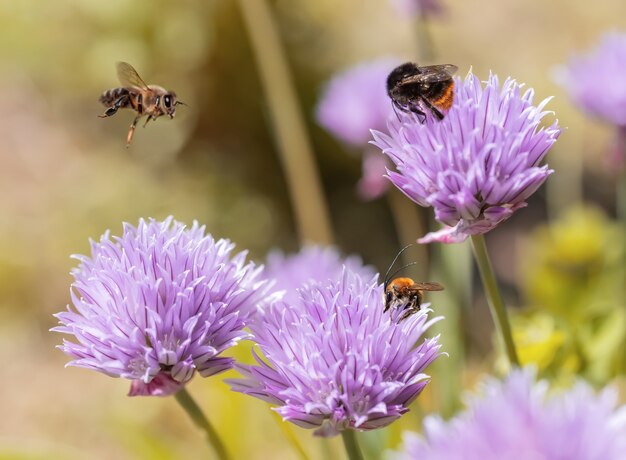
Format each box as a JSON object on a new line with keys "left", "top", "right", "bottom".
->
{"left": 387, "top": 62, "right": 457, "bottom": 122}
{"left": 383, "top": 245, "right": 444, "bottom": 320}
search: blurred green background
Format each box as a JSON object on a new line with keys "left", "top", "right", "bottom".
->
{"left": 0, "top": 0, "right": 624, "bottom": 459}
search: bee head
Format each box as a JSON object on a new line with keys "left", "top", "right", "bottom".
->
{"left": 160, "top": 92, "right": 186, "bottom": 118}
{"left": 386, "top": 62, "right": 420, "bottom": 96}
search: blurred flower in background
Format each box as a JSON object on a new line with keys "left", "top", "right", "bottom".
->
{"left": 264, "top": 245, "right": 375, "bottom": 303}
{"left": 389, "top": 0, "right": 445, "bottom": 19}
{"left": 372, "top": 72, "right": 560, "bottom": 243}
{"left": 555, "top": 31, "right": 626, "bottom": 169}
{"left": 316, "top": 57, "right": 400, "bottom": 200}
{"left": 53, "top": 217, "right": 271, "bottom": 396}
{"left": 391, "top": 367, "right": 626, "bottom": 460}
{"left": 556, "top": 32, "right": 626, "bottom": 127}
{"left": 228, "top": 269, "right": 443, "bottom": 437}
{"left": 511, "top": 206, "right": 625, "bottom": 383}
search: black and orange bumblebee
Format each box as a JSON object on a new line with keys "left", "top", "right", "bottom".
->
{"left": 387, "top": 62, "right": 457, "bottom": 122}
{"left": 382, "top": 245, "right": 444, "bottom": 320}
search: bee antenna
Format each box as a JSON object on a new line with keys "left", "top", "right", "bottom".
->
{"left": 383, "top": 244, "right": 414, "bottom": 287}
{"left": 176, "top": 101, "right": 188, "bottom": 107}
{"left": 391, "top": 102, "right": 402, "bottom": 122}
{"left": 385, "top": 262, "right": 419, "bottom": 287}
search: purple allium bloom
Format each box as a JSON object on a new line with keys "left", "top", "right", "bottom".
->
{"left": 391, "top": 368, "right": 626, "bottom": 460}
{"left": 389, "top": 0, "right": 445, "bottom": 19}
{"left": 52, "top": 217, "right": 270, "bottom": 397}
{"left": 227, "top": 269, "right": 443, "bottom": 437}
{"left": 372, "top": 71, "right": 560, "bottom": 243}
{"left": 316, "top": 57, "right": 399, "bottom": 147}
{"left": 556, "top": 32, "right": 626, "bottom": 127}
{"left": 358, "top": 151, "right": 390, "bottom": 200}
{"left": 264, "top": 245, "right": 375, "bottom": 304}
{"left": 316, "top": 58, "right": 401, "bottom": 199}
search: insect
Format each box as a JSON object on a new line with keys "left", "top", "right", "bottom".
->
{"left": 99, "top": 62, "right": 185, "bottom": 146}
{"left": 382, "top": 245, "right": 444, "bottom": 320}
{"left": 386, "top": 62, "right": 457, "bottom": 122}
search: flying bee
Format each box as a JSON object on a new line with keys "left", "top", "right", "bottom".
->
{"left": 387, "top": 62, "right": 457, "bottom": 123}
{"left": 99, "top": 62, "right": 185, "bottom": 146}
{"left": 382, "top": 245, "right": 444, "bottom": 321}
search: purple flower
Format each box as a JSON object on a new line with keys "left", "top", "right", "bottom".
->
{"left": 52, "top": 217, "right": 270, "bottom": 397}
{"left": 555, "top": 32, "right": 626, "bottom": 126}
{"left": 316, "top": 58, "right": 402, "bottom": 199}
{"left": 227, "top": 269, "right": 443, "bottom": 437}
{"left": 357, "top": 151, "right": 390, "bottom": 200}
{"left": 389, "top": 0, "right": 445, "bottom": 19}
{"left": 391, "top": 368, "right": 626, "bottom": 460}
{"left": 264, "top": 245, "right": 375, "bottom": 304}
{"left": 372, "top": 71, "right": 560, "bottom": 243}
{"left": 316, "top": 57, "right": 399, "bottom": 146}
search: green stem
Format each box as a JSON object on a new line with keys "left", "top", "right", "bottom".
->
{"left": 174, "top": 388, "right": 231, "bottom": 460}
{"left": 430, "top": 241, "right": 471, "bottom": 417}
{"left": 618, "top": 127, "right": 626, "bottom": 327}
{"left": 470, "top": 234, "right": 520, "bottom": 367}
{"left": 270, "top": 410, "right": 311, "bottom": 460}
{"left": 236, "top": 0, "right": 334, "bottom": 245}
{"left": 341, "top": 430, "right": 365, "bottom": 460}
{"left": 415, "top": 14, "right": 435, "bottom": 61}
{"left": 387, "top": 189, "right": 428, "bottom": 280}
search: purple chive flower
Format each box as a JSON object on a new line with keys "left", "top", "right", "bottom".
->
{"left": 227, "top": 269, "right": 443, "bottom": 437}
{"left": 389, "top": 0, "right": 445, "bottom": 19}
{"left": 316, "top": 58, "right": 401, "bottom": 200}
{"left": 372, "top": 71, "right": 560, "bottom": 243}
{"left": 264, "top": 245, "right": 375, "bottom": 304}
{"left": 358, "top": 151, "right": 391, "bottom": 200}
{"left": 52, "top": 217, "right": 270, "bottom": 397}
{"left": 317, "top": 57, "right": 399, "bottom": 146}
{"left": 391, "top": 367, "right": 626, "bottom": 460}
{"left": 555, "top": 32, "right": 626, "bottom": 127}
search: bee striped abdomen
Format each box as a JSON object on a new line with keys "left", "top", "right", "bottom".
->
{"left": 431, "top": 80, "right": 455, "bottom": 111}
{"left": 99, "top": 87, "right": 131, "bottom": 107}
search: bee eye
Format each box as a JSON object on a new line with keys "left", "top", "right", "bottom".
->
{"left": 164, "top": 95, "right": 172, "bottom": 108}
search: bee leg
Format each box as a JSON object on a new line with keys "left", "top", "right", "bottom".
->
{"left": 392, "top": 103, "right": 404, "bottom": 122}
{"left": 126, "top": 115, "right": 141, "bottom": 147}
{"left": 399, "top": 308, "right": 414, "bottom": 322}
{"left": 419, "top": 96, "right": 445, "bottom": 121}
{"left": 408, "top": 103, "right": 427, "bottom": 124}
{"left": 137, "top": 93, "right": 144, "bottom": 115}
{"left": 98, "top": 95, "right": 128, "bottom": 118}
{"left": 143, "top": 115, "right": 152, "bottom": 128}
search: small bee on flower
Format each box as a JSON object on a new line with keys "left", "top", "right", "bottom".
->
{"left": 383, "top": 245, "right": 444, "bottom": 321}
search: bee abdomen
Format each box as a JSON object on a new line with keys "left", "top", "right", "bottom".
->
{"left": 431, "top": 81, "right": 455, "bottom": 111}
{"left": 99, "top": 87, "right": 130, "bottom": 107}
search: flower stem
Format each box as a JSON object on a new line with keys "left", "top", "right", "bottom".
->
{"left": 387, "top": 189, "right": 429, "bottom": 279}
{"left": 270, "top": 410, "right": 311, "bottom": 460}
{"left": 470, "top": 234, "right": 520, "bottom": 367}
{"left": 618, "top": 128, "right": 626, "bottom": 308}
{"left": 341, "top": 430, "right": 365, "bottom": 460}
{"left": 415, "top": 14, "right": 435, "bottom": 61}
{"left": 236, "top": 0, "right": 334, "bottom": 245}
{"left": 174, "top": 388, "right": 231, "bottom": 460}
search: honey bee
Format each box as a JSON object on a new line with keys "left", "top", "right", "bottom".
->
{"left": 387, "top": 62, "right": 457, "bottom": 123}
{"left": 383, "top": 245, "right": 444, "bottom": 320}
{"left": 99, "top": 62, "right": 185, "bottom": 146}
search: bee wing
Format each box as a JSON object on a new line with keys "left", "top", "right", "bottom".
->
{"left": 400, "top": 65, "right": 457, "bottom": 85}
{"left": 411, "top": 282, "right": 445, "bottom": 291}
{"left": 117, "top": 62, "right": 150, "bottom": 89}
